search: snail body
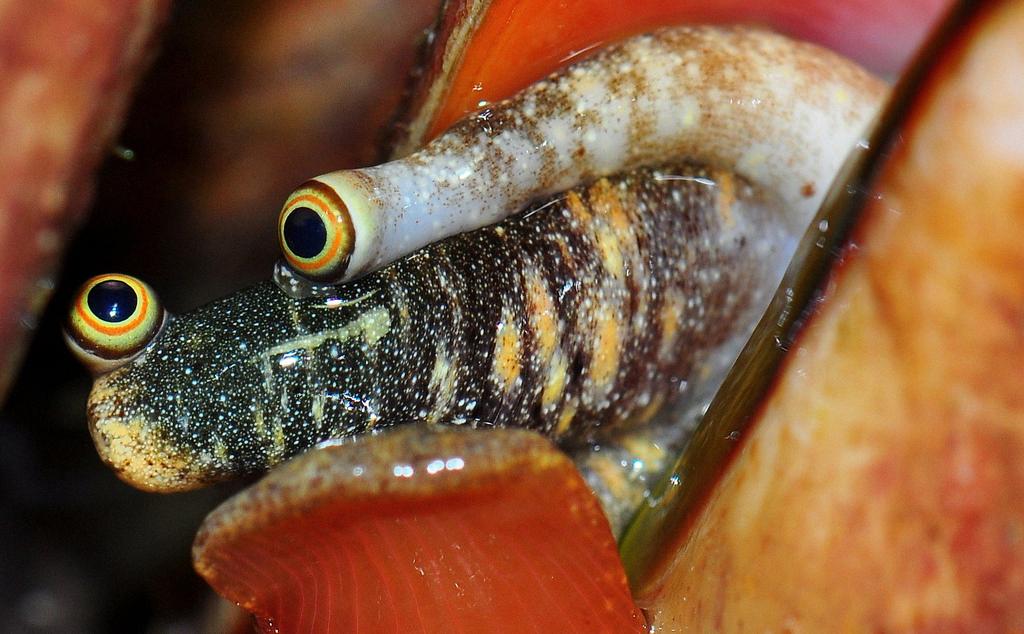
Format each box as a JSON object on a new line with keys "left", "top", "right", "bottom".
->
{"left": 86, "top": 162, "right": 783, "bottom": 492}
{"left": 71, "top": 27, "right": 883, "bottom": 494}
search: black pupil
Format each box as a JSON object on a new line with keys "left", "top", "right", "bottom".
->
{"left": 283, "top": 207, "right": 328, "bottom": 259}
{"left": 87, "top": 280, "right": 138, "bottom": 323}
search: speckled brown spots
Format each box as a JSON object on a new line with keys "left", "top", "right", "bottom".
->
{"left": 590, "top": 180, "right": 632, "bottom": 280}
{"left": 90, "top": 415, "right": 205, "bottom": 493}
{"left": 492, "top": 307, "right": 522, "bottom": 391}
{"left": 588, "top": 305, "right": 623, "bottom": 393}
{"left": 270, "top": 420, "right": 286, "bottom": 461}
{"left": 542, "top": 352, "right": 570, "bottom": 411}
{"left": 427, "top": 349, "right": 459, "bottom": 423}
{"left": 715, "top": 169, "right": 738, "bottom": 229}
{"left": 525, "top": 269, "right": 559, "bottom": 364}
{"left": 659, "top": 292, "right": 685, "bottom": 361}
{"left": 566, "top": 190, "right": 593, "bottom": 224}
{"left": 555, "top": 403, "right": 578, "bottom": 437}
{"left": 595, "top": 225, "right": 626, "bottom": 280}
{"left": 598, "top": 180, "right": 634, "bottom": 236}
{"left": 555, "top": 237, "right": 576, "bottom": 272}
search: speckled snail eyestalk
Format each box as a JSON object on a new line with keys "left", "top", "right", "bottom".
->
{"left": 65, "top": 274, "right": 166, "bottom": 374}
{"left": 283, "top": 26, "right": 886, "bottom": 284}
{"left": 278, "top": 180, "right": 356, "bottom": 282}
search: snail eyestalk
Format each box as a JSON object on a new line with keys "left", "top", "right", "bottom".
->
{"left": 280, "top": 25, "right": 885, "bottom": 283}
{"left": 278, "top": 180, "right": 358, "bottom": 282}
{"left": 64, "top": 274, "right": 168, "bottom": 375}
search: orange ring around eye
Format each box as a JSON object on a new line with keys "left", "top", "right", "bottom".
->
{"left": 74, "top": 277, "right": 150, "bottom": 337}
{"left": 66, "top": 274, "right": 164, "bottom": 361}
{"left": 283, "top": 194, "right": 343, "bottom": 270}
{"left": 278, "top": 180, "right": 354, "bottom": 282}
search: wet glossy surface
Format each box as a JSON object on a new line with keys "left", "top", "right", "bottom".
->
{"left": 194, "top": 427, "right": 646, "bottom": 632}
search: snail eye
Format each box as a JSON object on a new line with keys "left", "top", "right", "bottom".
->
{"left": 278, "top": 182, "right": 354, "bottom": 282}
{"left": 283, "top": 207, "right": 327, "bottom": 258}
{"left": 65, "top": 274, "right": 166, "bottom": 372}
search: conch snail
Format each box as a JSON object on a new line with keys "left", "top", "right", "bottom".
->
{"left": 66, "top": 27, "right": 882, "bottom": 500}
{"left": 61, "top": 0, "right": 1024, "bottom": 630}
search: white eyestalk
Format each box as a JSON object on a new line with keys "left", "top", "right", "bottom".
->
{"left": 279, "top": 26, "right": 886, "bottom": 283}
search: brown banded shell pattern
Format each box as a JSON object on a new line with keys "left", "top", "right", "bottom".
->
{"left": 86, "top": 162, "right": 789, "bottom": 492}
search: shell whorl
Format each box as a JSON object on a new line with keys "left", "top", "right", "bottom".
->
{"left": 285, "top": 25, "right": 885, "bottom": 282}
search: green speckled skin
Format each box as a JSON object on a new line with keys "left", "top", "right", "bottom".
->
{"left": 86, "top": 163, "right": 790, "bottom": 492}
